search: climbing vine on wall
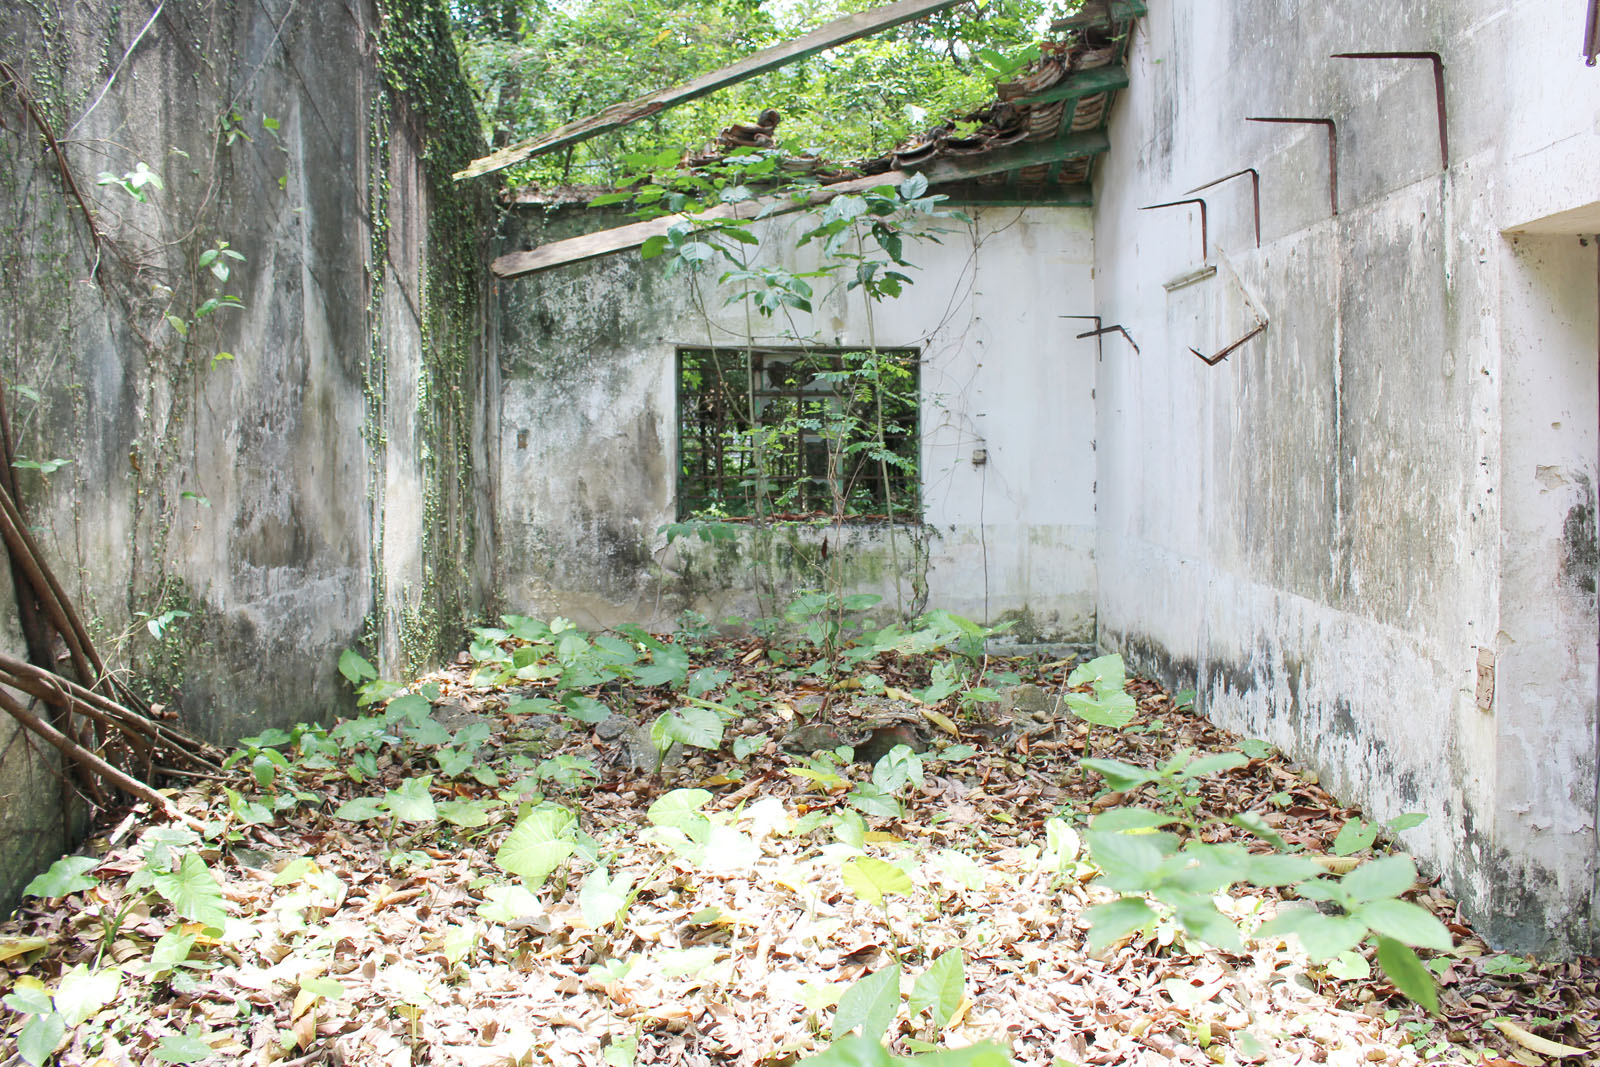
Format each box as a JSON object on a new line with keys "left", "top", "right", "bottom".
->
{"left": 373, "top": 0, "right": 493, "bottom": 669}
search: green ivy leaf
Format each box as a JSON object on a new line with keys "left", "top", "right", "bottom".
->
{"left": 832, "top": 964, "right": 901, "bottom": 1042}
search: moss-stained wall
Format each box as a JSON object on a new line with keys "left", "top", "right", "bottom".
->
{"left": 0, "top": 0, "right": 489, "bottom": 909}
{"left": 493, "top": 201, "right": 1100, "bottom": 638}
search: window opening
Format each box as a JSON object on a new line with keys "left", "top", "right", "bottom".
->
{"left": 677, "top": 346, "right": 920, "bottom": 522}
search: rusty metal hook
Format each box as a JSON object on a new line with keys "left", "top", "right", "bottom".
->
{"left": 1190, "top": 321, "right": 1266, "bottom": 366}
{"left": 1246, "top": 116, "right": 1338, "bottom": 215}
{"left": 1063, "top": 315, "right": 1141, "bottom": 356}
{"left": 1139, "top": 197, "right": 1208, "bottom": 261}
{"left": 1331, "top": 52, "right": 1448, "bottom": 169}
{"left": 1184, "top": 168, "right": 1260, "bottom": 248}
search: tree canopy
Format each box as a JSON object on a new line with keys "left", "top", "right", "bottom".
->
{"left": 450, "top": 0, "right": 1072, "bottom": 187}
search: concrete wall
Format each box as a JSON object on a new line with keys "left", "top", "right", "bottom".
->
{"left": 494, "top": 204, "right": 1098, "bottom": 639}
{"left": 1092, "top": 0, "right": 1599, "bottom": 953}
{"left": 0, "top": 0, "right": 487, "bottom": 907}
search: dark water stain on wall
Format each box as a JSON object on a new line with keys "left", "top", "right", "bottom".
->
{"left": 1560, "top": 473, "right": 1597, "bottom": 602}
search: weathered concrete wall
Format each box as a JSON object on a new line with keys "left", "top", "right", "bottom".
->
{"left": 0, "top": 0, "right": 488, "bottom": 907}
{"left": 1092, "top": 0, "right": 1599, "bottom": 953}
{"left": 495, "top": 203, "right": 1098, "bottom": 638}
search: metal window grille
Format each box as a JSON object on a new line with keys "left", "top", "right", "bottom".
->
{"left": 676, "top": 346, "right": 920, "bottom": 522}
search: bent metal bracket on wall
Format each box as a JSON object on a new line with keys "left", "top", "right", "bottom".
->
{"left": 1063, "top": 315, "right": 1141, "bottom": 357}
{"left": 1331, "top": 52, "right": 1448, "bottom": 169}
{"left": 1246, "top": 116, "right": 1339, "bottom": 215}
{"left": 1139, "top": 197, "right": 1208, "bottom": 260}
{"left": 1191, "top": 321, "right": 1266, "bottom": 366}
{"left": 1184, "top": 168, "right": 1260, "bottom": 249}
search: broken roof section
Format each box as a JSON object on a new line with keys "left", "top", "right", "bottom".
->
{"left": 472, "top": 0, "right": 1142, "bottom": 276}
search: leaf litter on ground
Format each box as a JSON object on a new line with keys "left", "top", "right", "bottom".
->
{"left": 1, "top": 624, "right": 1596, "bottom": 1067}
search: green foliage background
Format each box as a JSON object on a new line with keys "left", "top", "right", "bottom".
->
{"left": 450, "top": 0, "right": 1074, "bottom": 187}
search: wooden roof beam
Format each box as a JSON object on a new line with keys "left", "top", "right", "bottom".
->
{"left": 455, "top": 0, "right": 969, "bottom": 181}
{"left": 491, "top": 130, "right": 1109, "bottom": 277}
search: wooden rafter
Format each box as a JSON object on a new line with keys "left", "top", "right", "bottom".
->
{"left": 454, "top": 0, "right": 969, "bottom": 182}
{"left": 491, "top": 131, "right": 1109, "bottom": 277}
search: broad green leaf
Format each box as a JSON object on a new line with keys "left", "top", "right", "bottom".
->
{"left": 1342, "top": 855, "right": 1417, "bottom": 903}
{"left": 655, "top": 705, "right": 723, "bottom": 750}
{"left": 152, "top": 1026, "right": 216, "bottom": 1063}
{"left": 732, "top": 733, "right": 767, "bottom": 759}
{"left": 384, "top": 777, "right": 438, "bottom": 824}
{"left": 4, "top": 984, "right": 53, "bottom": 1016}
{"left": 908, "top": 949, "right": 964, "bottom": 1027}
{"left": 18, "top": 1012, "right": 65, "bottom": 1067}
{"left": 1084, "top": 829, "right": 1178, "bottom": 888}
{"left": 333, "top": 796, "right": 385, "bottom": 821}
{"left": 1067, "top": 653, "right": 1126, "bottom": 693}
{"left": 300, "top": 976, "right": 346, "bottom": 1000}
{"left": 1327, "top": 949, "right": 1372, "bottom": 980}
{"left": 1331, "top": 817, "right": 1378, "bottom": 856}
{"left": 802, "top": 1035, "right": 895, "bottom": 1067}
{"left": 1387, "top": 812, "right": 1428, "bottom": 832}
{"left": 1080, "top": 758, "right": 1155, "bottom": 792}
{"left": 24, "top": 855, "right": 100, "bottom": 897}
{"left": 1375, "top": 936, "right": 1439, "bottom": 1013}
{"left": 1241, "top": 853, "right": 1326, "bottom": 886}
{"left": 148, "top": 930, "right": 198, "bottom": 971}
{"left": 496, "top": 806, "right": 577, "bottom": 887}
{"left": 846, "top": 783, "right": 904, "bottom": 819}
{"left": 832, "top": 964, "right": 901, "bottom": 1042}
{"left": 579, "top": 868, "right": 632, "bottom": 928}
{"left": 437, "top": 798, "right": 497, "bottom": 827}
{"left": 604, "top": 1031, "right": 639, "bottom": 1067}
{"left": 647, "top": 789, "right": 713, "bottom": 832}
{"left": 54, "top": 966, "right": 120, "bottom": 1026}
{"left": 1065, "top": 689, "right": 1138, "bottom": 728}
{"left": 1083, "top": 897, "right": 1156, "bottom": 953}
{"left": 841, "top": 857, "right": 912, "bottom": 905}
{"left": 441, "top": 924, "right": 478, "bottom": 966}
{"left": 1180, "top": 751, "right": 1250, "bottom": 779}
{"left": 1172, "top": 896, "right": 1242, "bottom": 951}
{"left": 153, "top": 854, "right": 226, "bottom": 930}
{"left": 475, "top": 883, "right": 543, "bottom": 923}
{"left": 1353, "top": 898, "right": 1452, "bottom": 951}
{"left": 338, "top": 648, "right": 377, "bottom": 684}
{"left": 1274, "top": 911, "right": 1367, "bottom": 961}
{"left": 384, "top": 693, "right": 431, "bottom": 727}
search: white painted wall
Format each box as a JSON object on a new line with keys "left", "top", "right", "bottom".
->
{"left": 1092, "top": 0, "right": 1600, "bottom": 952}
{"left": 495, "top": 205, "right": 1099, "bottom": 639}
